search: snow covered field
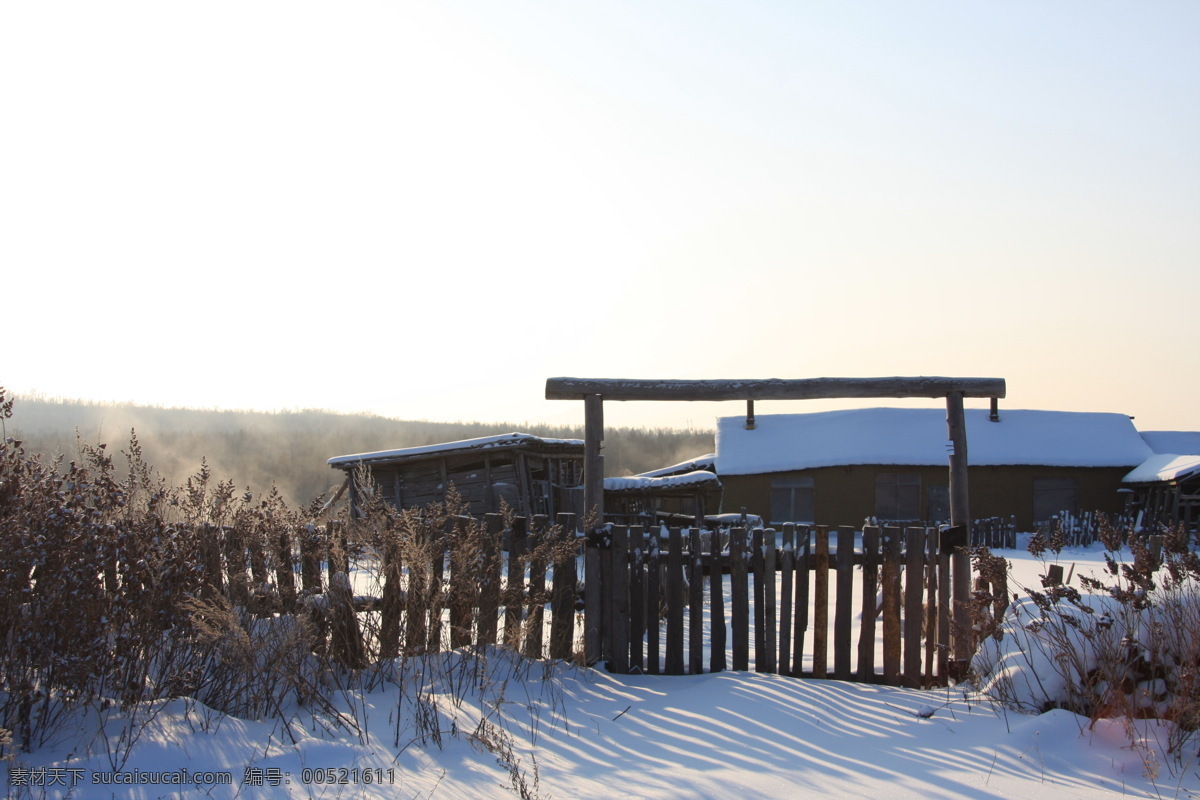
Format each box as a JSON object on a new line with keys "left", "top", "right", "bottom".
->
{"left": 4, "top": 537, "right": 1198, "bottom": 800}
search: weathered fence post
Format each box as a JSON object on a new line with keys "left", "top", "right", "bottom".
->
{"left": 478, "top": 513, "right": 505, "bottom": 647}
{"left": 550, "top": 512, "right": 578, "bottom": 661}
{"left": 584, "top": 526, "right": 603, "bottom": 665}
{"left": 378, "top": 520, "right": 405, "bottom": 659}
{"left": 525, "top": 515, "right": 549, "bottom": 659}
{"left": 812, "top": 525, "right": 830, "bottom": 679}
{"left": 834, "top": 525, "right": 855, "bottom": 680}
{"left": 857, "top": 526, "right": 880, "bottom": 681}
{"left": 924, "top": 529, "right": 939, "bottom": 688}
{"left": 882, "top": 526, "right": 902, "bottom": 685}
{"left": 779, "top": 524, "right": 794, "bottom": 676}
{"left": 793, "top": 525, "right": 810, "bottom": 676}
{"left": 449, "top": 516, "right": 475, "bottom": 649}
{"left": 751, "top": 528, "right": 767, "bottom": 673}
{"left": 689, "top": 527, "right": 705, "bottom": 674}
{"left": 666, "top": 527, "right": 685, "bottom": 675}
{"left": 709, "top": 525, "right": 726, "bottom": 673}
{"left": 609, "top": 525, "right": 630, "bottom": 673}
{"left": 903, "top": 526, "right": 926, "bottom": 688}
{"left": 629, "top": 524, "right": 646, "bottom": 673}
{"left": 762, "top": 529, "right": 777, "bottom": 674}
{"left": 646, "top": 529, "right": 662, "bottom": 674}
{"left": 505, "top": 515, "right": 528, "bottom": 649}
{"left": 730, "top": 526, "right": 749, "bottom": 671}
{"left": 275, "top": 526, "right": 297, "bottom": 613}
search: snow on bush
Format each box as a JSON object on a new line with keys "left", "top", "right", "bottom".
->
{"left": 969, "top": 520, "right": 1200, "bottom": 772}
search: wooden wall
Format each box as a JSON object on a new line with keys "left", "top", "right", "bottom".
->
{"left": 719, "top": 465, "right": 1132, "bottom": 531}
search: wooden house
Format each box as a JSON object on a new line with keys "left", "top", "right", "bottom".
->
{"left": 1122, "top": 431, "right": 1200, "bottom": 530}
{"left": 603, "top": 455, "right": 722, "bottom": 527}
{"left": 713, "top": 408, "right": 1153, "bottom": 530}
{"left": 328, "top": 433, "right": 585, "bottom": 519}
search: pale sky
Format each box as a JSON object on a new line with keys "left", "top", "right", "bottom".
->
{"left": 3, "top": 2, "right": 1198, "bottom": 432}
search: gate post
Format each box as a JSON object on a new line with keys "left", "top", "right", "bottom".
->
{"left": 946, "top": 390, "right": 973, "bottom": 677}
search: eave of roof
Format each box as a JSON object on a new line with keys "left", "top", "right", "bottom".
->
{"left": 328, "top": 432, "right": 584, "bottom": 468}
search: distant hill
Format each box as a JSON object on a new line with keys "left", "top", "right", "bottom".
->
{"left": 5, "top": 395, "right": 714, "bottom": 508}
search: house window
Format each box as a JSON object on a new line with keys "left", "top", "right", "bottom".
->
{"left": 1033, "top": 478, "right": 1078, "bottom": 524}
{"left": 876, "top": 473, "right": 921, "bottom": 521}
{"left": 926, "top": 484, "right": 950, "bottom": 523}
{"left": 771, "top": 477, "right": 815, "bottom": 524}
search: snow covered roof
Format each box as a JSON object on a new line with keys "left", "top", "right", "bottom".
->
{"left": 633, "top": 454, "right": 716, "bottom": 479}
{"left": 328, "top": 432, "right": 583, "bottom": 467}
{"left": 1122, "top": 454, "right": 1200, "bottom": 484}
{"left": 714, "top": 408, "right": 1153, "bottom": 476}
{"left": 603, "top": 470, "right": 722, "bottom": 493}
{"left": 1140, "top": 431, "right": 1200, "bottom": 456}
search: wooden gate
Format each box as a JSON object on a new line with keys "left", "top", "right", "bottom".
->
{"left": 584, "top": 523, "right": 968, "bottom": 687}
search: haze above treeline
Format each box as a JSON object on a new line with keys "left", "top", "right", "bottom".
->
{"left": 4, "top": 394, "right": 714, "bottom": 508}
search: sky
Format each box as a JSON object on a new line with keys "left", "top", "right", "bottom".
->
{"left": 3, "top": 1, "right": 1198, "bottom": 432}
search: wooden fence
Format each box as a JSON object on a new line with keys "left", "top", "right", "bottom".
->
{"left": 585, "top": 523, "right": 970, "bottom": 687}
{"left": 194, "top": 513, "right": 582, "bottom": 666}
{"left": 198, "top": 513, "right": 980, "bottom": 687}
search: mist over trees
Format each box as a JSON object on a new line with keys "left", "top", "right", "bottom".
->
{"left": 7, "top": 395, "right": 715, "bottom": 508}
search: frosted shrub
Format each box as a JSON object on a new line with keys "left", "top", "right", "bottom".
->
{"left": 970, "top": 518, "right": 1200, "bottom": 772}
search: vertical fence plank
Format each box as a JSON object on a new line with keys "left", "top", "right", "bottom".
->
{"left": 666, "top": 527, "right": 685, "bottom": 675}
{"left": 834, "top": 526, "right": 855, "bottom": 681}
{"left": 730, "top": 527, "right": 749, "bottom": 671}
{"left": 937, "top": 530, "right": 951, "bottom": 682}
{"left": 903, "top": 527, "right": 926, "bottom": 688}
{"left": 881, "top": 526, "right": 902, "bottom": 685}
{"left": 646, "top": 530, "right": 662, "bottom": 674}
{"left": 629, "top": 525, "right": 645, "bottom": 673}
{"left": 224, "top": 525, "right": 250, "bottom": 607}
{"left": 689, "top": 527, "right": 705, "bottom": 674}
{"left": 924, "top": 528, "right": 939, "bottom": 688}
{"left": 525, "top": 515, "right": 548, "bottom": 659}
{"left": 404, "top": 526, "right": 428, "bottom": 657}
{"left": 479, "top": 513, "right": 508, "bottom": 646}
{"left": 793, "top": 525, "right": 810, "bottom": 676}
{"left": 549, "top": 513, "right": 577, "bottom": 660}
{"left": 750, "top": 528, "right": 765, "bottom": 672}
{"left": 857, "top": 526, "right": 880, "bottom": 682}
{"left": 505, "top": 516, "right": 528, "bottom": 649}
{"left": 610, "top": 525, "right": 630, "bottom": 674}
{"left": 709, "top": 525, "right": 726, "bottom": 673}
{"left": 584, "top": 528, "right": 602, "bottom": 665}
{"left": 378, "top": 525, "right": 404, "bottom": 659}
{"left": 275, "top": 526, "right": 297, "bottom": 613}
{"left": 812, "top": 526, "right": 830, "bottom": 679}
{"left": 426, "top": 523, "right": 447, "bottom": 654}
{"left": 449, "top": 516, "right": 475, "bottom": 650}
{"left": 299, "top": 523, "right": 321, "bottom": 595}
{"left": 779, "top": 525, "right": 794, "bottom": 677}
{"left": 762, "top": 529, "right": 777, "bottom": 673}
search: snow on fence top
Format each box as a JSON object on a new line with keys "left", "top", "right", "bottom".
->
{"left": 327, "top": 432, "right": 583, "bottom": 467}
{"left": 714, "top": 407, "right": 1153, "bottom": 476}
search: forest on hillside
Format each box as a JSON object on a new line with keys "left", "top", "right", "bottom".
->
{"left": 5, "top": 395, "right": 715, "bottom": 508}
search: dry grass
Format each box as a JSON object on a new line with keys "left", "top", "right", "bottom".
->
{"left": 0, "top": 387, "right": 573, "bottom": 789}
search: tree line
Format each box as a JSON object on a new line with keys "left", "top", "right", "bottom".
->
{"left": 7, "top": 395, "right": 715, "bottom": 508}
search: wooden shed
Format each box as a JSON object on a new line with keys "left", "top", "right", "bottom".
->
{"left": 714, "top": 408, "right": 1153, "bottom": 531}
{"left": 328, "top": 433, "right": 585, "bottom": 519}
{"left": 1122, "top": 431, "right": 1200, "bottom": 530}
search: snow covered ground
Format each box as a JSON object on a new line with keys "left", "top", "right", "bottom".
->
{"left": 4, "top": 537, "right": 1198, "bottom": 800}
